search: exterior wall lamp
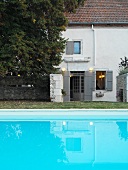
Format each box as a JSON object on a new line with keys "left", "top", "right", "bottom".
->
{"left": 61, "top": 68, "right": 66, "bottom": 76}
{"left": 89, "top": 67, "right": 94, "bottom": 72}
{"left": 61, "top": 68, "right": 66, "bottom": 72}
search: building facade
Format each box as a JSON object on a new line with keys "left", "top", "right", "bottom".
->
{"left": 60, "top": 0, "right": 128, "bottom": 102}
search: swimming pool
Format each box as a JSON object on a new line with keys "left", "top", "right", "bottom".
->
{"left": 0, "top": 109, "right": 128, "bottom": 170}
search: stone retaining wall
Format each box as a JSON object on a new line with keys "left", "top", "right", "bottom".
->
{"left": 0, "top": 76, "right": 50, "bottom": 101}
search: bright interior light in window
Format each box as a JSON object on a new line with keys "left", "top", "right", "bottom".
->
{"left": 99, "top": 75, "right": 105, "bottom": 78}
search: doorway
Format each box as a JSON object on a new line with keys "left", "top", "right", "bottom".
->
{"left": 70, "top": 72, "right": 84, "bottom": 101}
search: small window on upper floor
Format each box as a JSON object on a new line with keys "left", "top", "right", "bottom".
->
{"left": 66, "top": 41, "right": 81, "bottom": 55}
{"left": 74, "top": 41, "right": 81, "bottom": 54}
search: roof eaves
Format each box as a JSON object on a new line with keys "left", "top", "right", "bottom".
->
{"left": 69, "top": 22, "right": 128, "bottom": 25}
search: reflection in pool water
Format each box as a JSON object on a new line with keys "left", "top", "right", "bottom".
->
{"left": 0, "top": 120, "right": 128, "bottom": 170}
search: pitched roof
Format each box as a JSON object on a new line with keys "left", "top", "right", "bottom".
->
{"left": 66, "top": 0, "right": 128, "bottom": 24}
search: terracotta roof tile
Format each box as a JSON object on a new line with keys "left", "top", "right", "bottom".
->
{"left": 66, "top": 0, "right": 128, "bottom": 23}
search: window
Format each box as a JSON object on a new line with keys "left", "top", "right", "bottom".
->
{"left": 74, "top": 76, "right": 80, "bottom": 93}
{"left": 81, "top": 76, "right": 84, "bottom": 93}
{"left": 95, "top": 71, "right": 113, "bottom": 91}
{"left": 96, "top": 71, "right": 106, "bottom": 90}
{"left": 66, "top": 41, "right": 81, "bottom": 55}
{"left": 74, "top": 41, "right": 81, "bottom": 54}
{"left": 66, "top": 138, "right": 81, "bottom": 151}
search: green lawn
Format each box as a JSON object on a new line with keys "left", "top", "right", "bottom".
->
{"left": 0, "top": 101, "right": 128, "bottom": 109}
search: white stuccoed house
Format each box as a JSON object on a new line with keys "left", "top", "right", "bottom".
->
{"left": 50, "top": 0, "right": 128, "bottom": 102}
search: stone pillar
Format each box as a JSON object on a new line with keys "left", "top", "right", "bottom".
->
{"left": 116, "top": 73, "right": 128, "bottom": 102}
{"left": 50, "top": 74, "right": 63, "bottom": 102}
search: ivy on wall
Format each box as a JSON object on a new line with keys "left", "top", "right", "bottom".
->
{"left": 119, "top": 56, "right": 128, "bottom": 75}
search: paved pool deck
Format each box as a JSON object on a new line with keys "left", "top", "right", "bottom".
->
{"left": 0, "top": 109, "right": 128, "bottom": 121}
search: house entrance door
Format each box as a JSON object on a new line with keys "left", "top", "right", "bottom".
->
{"left": 70, "top": 72, "right": 84, "bottom": 101}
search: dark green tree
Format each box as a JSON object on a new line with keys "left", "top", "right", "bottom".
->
{"left": 64, "top": 0, "right": 85, "bottom": 12}
{"left": 0, "top": 0, "right": 85, "bottom": 77}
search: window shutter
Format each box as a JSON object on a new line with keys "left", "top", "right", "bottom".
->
{"left": 63, "top": 71, "right": 70, "bottom": 101}
{"left": 66, "top": 41, "right": 74, "bottom": 55}
{"left": 106, "top": 71, "right": 113, "bottom": 91}
{"left": 92, "top": 71, "right": 95, "bottom": 91}
{"left": 84, "top": 71, "right": 93, "bottom": 101}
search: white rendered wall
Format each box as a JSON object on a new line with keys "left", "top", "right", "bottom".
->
{"left": 61, "top": 27, "right": 94, "bottom": 71}
{"left": 61, "top": 26, "right": 128, "bottom": 101}
{"left": 125, "top": 74, "right": 128, "bottom": 102}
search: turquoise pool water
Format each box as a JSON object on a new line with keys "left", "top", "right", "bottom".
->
{"left": 0, "top": 109, "right": 128, "bottom": 170}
